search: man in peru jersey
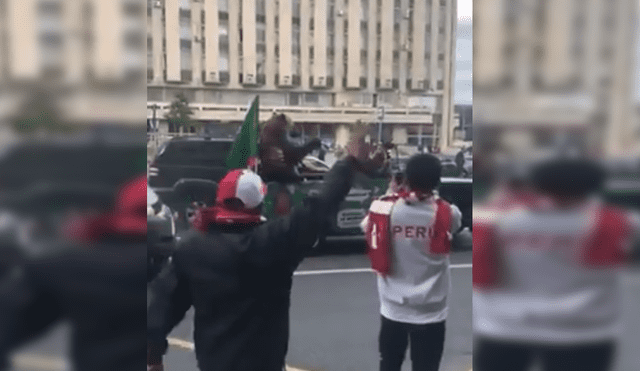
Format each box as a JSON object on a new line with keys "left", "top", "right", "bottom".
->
{"left": 473, "top": 158, "right": 640, "bottom": 371}
{"left": 362, "top": 154, "right": 463, "bottom": 371}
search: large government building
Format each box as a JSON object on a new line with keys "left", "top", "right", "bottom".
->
{"left": 146, "top": 0, "right": 461, "bottom": 152}
{"left": 0, "top": 0, "right": 146, "bottom": 126}
{"left": 474, "top": 0, "right": 640, "bottom": 158}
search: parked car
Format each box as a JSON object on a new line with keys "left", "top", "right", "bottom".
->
{"left": 148, "top": 136, "right": 234, "bottom": 192}
{"left": 602, "top": 163, "right": 640, "bottom": 211}
{"left": 261, "top": 169, "right": 473, "bottom": 249}
{"left": 0, "top": 137, "right": 145, "bottom": 197}
{"left": 0, "top": 135, "right": 144, "bottom": 251}
{"left": 151, "top": 136, "right": 472, "bottom": 251}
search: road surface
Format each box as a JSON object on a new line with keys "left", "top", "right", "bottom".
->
{"left": 7, "top": 252, "right": 640, "bottom": 371}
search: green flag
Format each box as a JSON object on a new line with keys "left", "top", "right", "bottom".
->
{"left": 226, "top": 96, "right": 259, "bottom": 169}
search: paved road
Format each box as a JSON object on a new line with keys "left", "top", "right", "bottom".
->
{"left": 7, "top": 253, "right": 640, "bottom": 371}
{"left": 149, "top": 249, "right": 472, "bottom": 371}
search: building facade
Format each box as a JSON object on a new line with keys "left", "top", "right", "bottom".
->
{"left": 0, "top": 0, "right": 146, "bottom": 125}
{"left": 474, "top": 0, "right": 640, "bottom": 158}
{"left": 147, "top": 0, "right": 459, "bottom": 151}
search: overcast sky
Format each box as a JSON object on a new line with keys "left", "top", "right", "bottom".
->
{"left": 455, "top": 0, "right": 472, "bottom": 105}
{"left": 455, "top": 0, "right": 640, "bottom": 104}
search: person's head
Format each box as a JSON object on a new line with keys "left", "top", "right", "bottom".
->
{"left": 72, "top": 174, "right": 147, "bottom": 243}
{"left": 404, "top": 154, "right": 442, "bottom": 192}
{"left": 530, "top": 158, "right": 606, "bottom": 206}
{"left": 214, "top": 169, "right": 267, "bottom": 224}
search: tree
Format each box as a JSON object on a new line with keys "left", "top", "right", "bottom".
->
{"left": 11, "top": 91, "right": 76, "bottom": 134}
{"left": 165, "top": 93, "right": 201, "bottom": 133}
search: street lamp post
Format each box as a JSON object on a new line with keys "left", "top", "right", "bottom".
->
{"left": 151, "top": 104, "right": 158, "bottom": 131}
{"left": 151, "top": 104, "right": 160, "bottom": 153}
{"left": 377, "top": 106, "right": 385, "bottom": 143}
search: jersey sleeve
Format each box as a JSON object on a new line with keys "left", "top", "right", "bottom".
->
{"left": 450, "top": 204, "right": 463, "bottom": 234}
{"left": 472, "top": 207, "right": 502, "bottom": 290}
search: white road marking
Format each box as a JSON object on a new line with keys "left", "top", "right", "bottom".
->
{"left": 168, "top": 337, "right": 195, "bottom": 351}
{"left": 294, "top": 263, "right": 472, "bottom": 276}
{"left": 11, "top": 354, "right": 67, "bottom": 370}
{"left": 167, "top": 338, "right": 312, "bottom": 371}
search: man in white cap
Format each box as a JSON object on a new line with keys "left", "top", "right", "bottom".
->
{"left": 147, "top": 126, "right": 381, "bottom": 371}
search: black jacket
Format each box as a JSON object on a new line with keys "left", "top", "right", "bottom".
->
{"left": 147, "top": 157, "right": 358, "bottom": 371}
{"left": 0, "top": 241, "right": 147, "bottom": 371}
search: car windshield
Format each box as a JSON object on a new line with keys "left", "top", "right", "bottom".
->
{"left": 438, "top": 181, "right": 472, "bottom": 209}
{"left": 156, "top": 140, "right": 233, "bottom": 167}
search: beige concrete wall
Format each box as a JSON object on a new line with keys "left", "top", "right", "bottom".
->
{"left": 278, "top": 0, "right": 293, "bottom": 85}
{"left": 93, "top": 0, "right": 123, "bottom": 80}
{"left": 313, "top": 0, "right": 328, "bottom": 86}
{"left": 300, "top": 0, "right": 311, "bottom": 89}
{"left": 542, "top": 1, "right": 574, "bottom": 87}
{"left": 411, "top": 0, "right": 427, "bottom": 90}
{"left": 165, "top": 0, "right": 181, "bottom": 82}
{"left": 379, "top": 0, "right": 394, "bottom": 89}
{"left": 64, "top": 0, "right": 84, "bottom": 84}
{"left": 265, "top": 0, "right": 277, "bottom": 88}
{"left": 347, "top": 0, "right": 361, "bottom": 88}
{"left": 7, "top": 0, "right": 40, "bottom": 80}
{"left": 398, "top": 0, "right": 408, "bottom": 94}
{"left": 192, "top": 0, "right": 203, "bottom": 85}
{"left": 429, "top": 0, "right": 441, "bottom": 90}
{"left": 204, "top": 0, "right": 220, "bottom": 83}
{"left": 333, "top": 0, "right": 345, "bottom": 92}
{"left": 243, "top": 0, "right": 257, "bottom": 84}
{"left": 474, "top": 0, "right": 504, "bottom": 87}
{"left": 228, "top": 0, "right": 241, "bottom": 87}
{"left": 152, "top": 2, "right": 165, "bottom": 83}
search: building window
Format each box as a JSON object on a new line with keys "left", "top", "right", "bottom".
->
{"left": 305, "top": 93, "right": 319, "bottom": 103}
{"left": 125, "top": 32, "right": 144, "bottom": 49}
{"left": 40, "top": 33, "right": 63, "bottom": 48}
{"left": 289, "top": 93, "right": 300, "bottom": 105}
{"left": 40, "top": 1, "right": 61, "bottom": 15}
{"left": 179, "top": 8, "right": 191, "bottom": 20}
{"left": 180, "top": 39, "right": 192, "bottom": 49}
{"left": 123, "top": 2, "right": 143, "bottom": 17}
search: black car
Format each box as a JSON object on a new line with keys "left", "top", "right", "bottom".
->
{"left": 437, "top": 177, "right": 473, "bottom": 231}
{"left": 0, "top": 133, "right": 145, "bottom": 251}
{"left": 148, "top": 137, "right": 234, "bottom": 227}
{"left": 602, "top": 171, "right": 640, "bottom": 212}
{"left": 148, "top": 137, "right": 233, "bottom": 191}
{"left": 0, "top": 139, "right": 145, "bottom": 197}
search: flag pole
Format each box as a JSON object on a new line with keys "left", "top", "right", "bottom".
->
{"left": 252, "top": 95, "right": 259, "bottom": 173}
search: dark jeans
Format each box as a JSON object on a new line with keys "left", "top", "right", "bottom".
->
{"left": 473, "top": 337, "right": 616, "bottom": 371}
{"left": 379, "top": 316, "right": 446, "bottom": 371}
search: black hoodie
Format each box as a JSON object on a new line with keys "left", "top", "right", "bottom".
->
{"left": 147, "top": 157, "right": 358, "bottom": 371}
{"left": 0, "top": 238, "right": 147, "bottom": 371}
